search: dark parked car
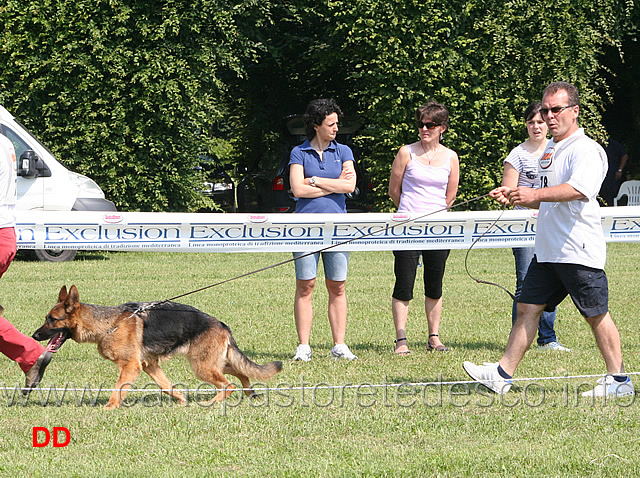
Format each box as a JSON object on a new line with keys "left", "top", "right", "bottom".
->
{"left": 197, "top": 156, "right": 236, "bottom": 212}
{"left": 236, "top": 115, "right": 373, "bottom": 213}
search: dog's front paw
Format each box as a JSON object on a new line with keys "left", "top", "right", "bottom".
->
{"left": 104, "top": 400, "right": 121, "bottom": 410}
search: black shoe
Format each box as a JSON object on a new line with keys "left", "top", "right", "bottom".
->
{"left": 23, "top": 351, "right": 54, "bottom": 395}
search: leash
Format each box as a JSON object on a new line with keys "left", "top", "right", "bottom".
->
{"left": 130, "top": 191, "right": 513, "bottom": 316}
{"left": 463, "top": 205, "right": 517, "bottom": 301}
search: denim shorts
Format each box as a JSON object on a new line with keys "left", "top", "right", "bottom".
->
{"left": 519, "top": 257, "right": 609, "bottom": 318}
{"left": 293, "top": 251, "right": 350, "bottom": 281}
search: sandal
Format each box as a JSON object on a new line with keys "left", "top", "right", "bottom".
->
{"left": 394, "top": 337, "right": 411, "bottom": 356}
{"left": 427, "top": 334, "right": 450, "bottom": 352}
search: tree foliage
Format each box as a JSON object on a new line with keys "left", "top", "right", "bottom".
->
{"left": 322, "top": 0, "right": 622, "bottom": 210}
{"left": 0, "top": 0, "right": 251, "bottom": 211}
{"left": 0, "top": 0, "right": 634, "bottom": 212}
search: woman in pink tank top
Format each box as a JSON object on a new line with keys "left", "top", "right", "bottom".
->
{"left": 388, "top": 101, "right": 459, "bottom": 355}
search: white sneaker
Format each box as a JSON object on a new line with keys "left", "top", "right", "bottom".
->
{"left": 293, "top": 344, "right": 312, "bottom": 362}
{"left": 331, "top": 344, "right": 358, "bottom": 360}
{"left": 463, "top": 361, "right": 512, "bottom": 395}
{"left": 581, "top": 375, "right": 635, "bottom": 397}
{"left": 538, "top": 341, "right": 571, "bottom": 352}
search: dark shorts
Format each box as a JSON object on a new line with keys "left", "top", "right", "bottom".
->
{"left": 519, "top": 256, "right": 609, "bottom": 318}
{"left": 392, "top": 249, "right": 450, "bottom": 301}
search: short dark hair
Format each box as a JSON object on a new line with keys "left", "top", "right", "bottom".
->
{"left": 415, "top": 101, "right": 449, "bottom": 128}
{"left": 542, "top": 81, "right": 580, "bottom": 107}
{"left": 524, "top": 102, "right": 543, "bottom": 122}
{"left": 303, "top": 99, "right": 343, "bottom": 139}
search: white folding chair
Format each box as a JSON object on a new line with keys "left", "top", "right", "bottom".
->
{"left": 614, "top": 180, "right": 640, "bottom": 206}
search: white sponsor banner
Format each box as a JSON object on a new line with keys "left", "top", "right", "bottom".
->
{"left": 15, "top": 206, "right": 640, "bottom": 253}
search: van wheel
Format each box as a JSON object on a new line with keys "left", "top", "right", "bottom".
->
{"left": 33, "top": 249, "right": 78, "bottom": 262}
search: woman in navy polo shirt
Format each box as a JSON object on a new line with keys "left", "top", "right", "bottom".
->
{"left": 289, "top": 99, "right": 358, "bottom": 361}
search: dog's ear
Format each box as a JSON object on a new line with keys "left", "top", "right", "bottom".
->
{"left": 64, "top": 285, "right": 80, "bottom": 313}
{"left": 58, "top": 285, "right": 68, "bottom": 303}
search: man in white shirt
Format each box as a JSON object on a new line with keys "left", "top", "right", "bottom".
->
{"left": 0, "top": 134, "right": 53, "bottom": 394}
{"left": 463, "top": 82, "right": 633, "bottom": 398}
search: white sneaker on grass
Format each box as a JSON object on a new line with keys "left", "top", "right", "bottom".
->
{"left": 331, "top": 344, "right": 358, "bottom": 360}
{"left": 538, "top": 341, "right": 571, "bottom": 352}
{"left": 463, "top": 361, "right": 512, "bottom": 395}
{"left": 581, "top": 375, "right": 634, "bottom": 397}
{"left": 293, "top": 344, "right": 312, "bottom": 362}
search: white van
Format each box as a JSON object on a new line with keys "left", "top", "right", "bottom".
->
{"left": 0, "top": 105, "right": 116, "bottom": 261}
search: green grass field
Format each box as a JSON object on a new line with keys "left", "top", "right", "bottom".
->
{"left": 1, "top": 244, "right": 639, "bottom": 476}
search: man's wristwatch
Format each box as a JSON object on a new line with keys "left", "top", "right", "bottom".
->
{"left": 310, "top": 176, "right": 317, "bottom": 187}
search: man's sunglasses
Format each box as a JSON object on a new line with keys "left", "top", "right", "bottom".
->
{"left": 417, "top": 121, "right": 442, "bottom": 130}
{"left": 540, "top": 105, "right": 576, "bottom": 117}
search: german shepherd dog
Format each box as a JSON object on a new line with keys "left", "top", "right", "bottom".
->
{"left": 32, "top": 285, "right": 282, "bottom": 409}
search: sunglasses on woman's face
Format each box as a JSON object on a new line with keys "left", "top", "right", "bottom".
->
{"left": 417, "top": 121, "right": 442, "bottom": 130}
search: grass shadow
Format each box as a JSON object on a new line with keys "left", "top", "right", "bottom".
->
{"left": 349, "top": 340, "right": 505, "bottom": 355}
{"left": 16, "top": 251, "right": 112, "bottom": 262}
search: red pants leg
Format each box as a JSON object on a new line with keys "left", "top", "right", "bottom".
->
{"left": 0, "top": 227, "right": 44, "bottom": 372}
{"left": 0, "top": 316, "right": 45, "bottom": 372}
{"left": 0, "top": 227, "right": 16, "bottom": 278}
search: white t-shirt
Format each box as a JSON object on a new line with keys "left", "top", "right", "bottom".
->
{"left": 0, "top": 134, "right": 17, "bottom": 229}
{"left": 534, "top": 128, "right": 608, "bottom": 269}
{"left": 504, "top": 143, "right": 546, "bottom": 210}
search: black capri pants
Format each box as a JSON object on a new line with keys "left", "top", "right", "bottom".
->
{"left": 392, "top": 249, "right": 450, "bottom": 301}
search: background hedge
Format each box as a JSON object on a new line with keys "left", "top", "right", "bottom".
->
{"left": 0, "top": 0, "right": 637, "bottom": 211}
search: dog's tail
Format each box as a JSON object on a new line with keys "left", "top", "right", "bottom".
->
{"left": 227, "top": 342, "right": 283, "bottom": 381}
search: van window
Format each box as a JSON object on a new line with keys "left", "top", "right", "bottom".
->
{"left": 1, "top": 118, "right": 59, "bottom": 165}
{"left": 1, "top": 125, "right": 30, "bottom": 159}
